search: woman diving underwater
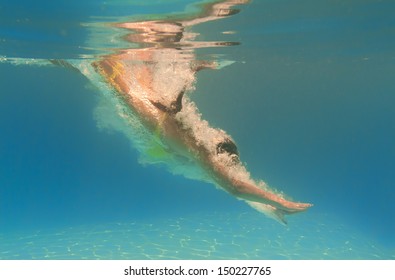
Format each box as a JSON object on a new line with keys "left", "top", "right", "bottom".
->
{"left": 86, "top": 0, "right": 312, "bottom": 224}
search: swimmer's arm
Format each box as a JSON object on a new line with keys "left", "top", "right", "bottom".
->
{"left": 227, "top": 177, "right": 312, "bottom": 213}
{"left": 209, "top": 160, "right": 311, "bottom": 212}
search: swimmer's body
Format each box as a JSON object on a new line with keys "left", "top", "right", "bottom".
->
{"left": 87, "top": 0, "right": 312, "bottom": 223}
{"left": 92, "top": 46, "right": 312, "bottom": 222}
{"left": 0, "top": 0, "right": 311, "bottom": 223}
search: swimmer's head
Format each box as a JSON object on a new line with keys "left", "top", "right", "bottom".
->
{"left": 216, "top": 138, "right": 239, "bottom": 163}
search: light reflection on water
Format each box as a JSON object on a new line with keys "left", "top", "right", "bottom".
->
{"left": 1, "top": 212, "right": 392, "bottom": 260}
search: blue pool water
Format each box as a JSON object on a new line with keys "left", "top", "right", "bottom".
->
{"left": 0, "top": 0, "right": 394, "bottom": 259}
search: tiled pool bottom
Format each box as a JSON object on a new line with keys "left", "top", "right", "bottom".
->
{"left": 1, "top": 212, "right": 392, "bottom": 260}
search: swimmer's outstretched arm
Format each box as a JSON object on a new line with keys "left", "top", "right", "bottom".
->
{"left": 209, "top": 161, "right": 312, "bottom": 213}
{"left": 228, "top": 178, "right": 312, "bottom": 213}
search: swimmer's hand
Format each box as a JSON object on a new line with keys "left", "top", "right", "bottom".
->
{"left": 279, "top": 201, "right": 313, "bottom": 214}
{"left": 228, "top": 178, "right": 312, "bottom": 214}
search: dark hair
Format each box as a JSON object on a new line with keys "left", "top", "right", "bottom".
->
{"left": 216, "top": 138, "right": 239, "bottom": 156}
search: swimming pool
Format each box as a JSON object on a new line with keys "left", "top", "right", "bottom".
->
{"left": 0, "top": 0, "right": 394, "bottom": 260}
